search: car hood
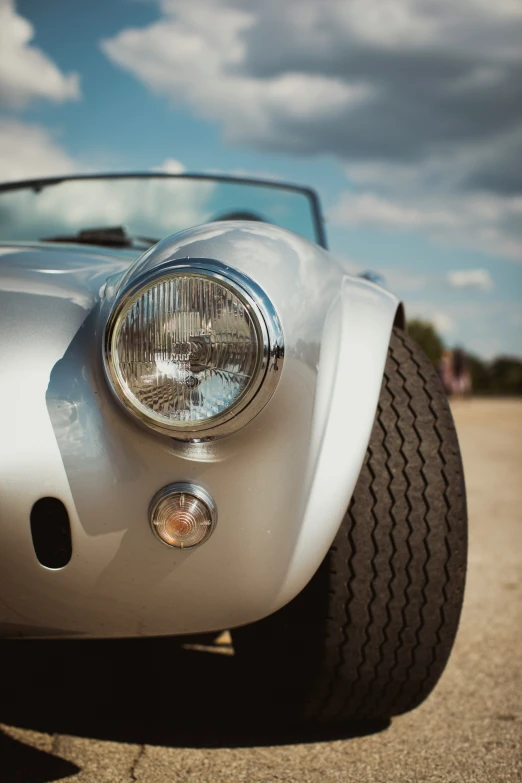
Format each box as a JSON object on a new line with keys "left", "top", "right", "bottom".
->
{"left": 0, "top": 241, "right": 139, "bottom": 309}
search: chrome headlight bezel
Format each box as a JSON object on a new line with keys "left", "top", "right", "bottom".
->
{"left": 103, "top": 258, "right": 284, "bottom": 440}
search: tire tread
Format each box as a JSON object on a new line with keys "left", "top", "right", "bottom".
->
{"left": 233, "top": 328, "right": 467, "bottom": 724}
{"left": 312, "top": 328, "right": 467, "bottom": 722}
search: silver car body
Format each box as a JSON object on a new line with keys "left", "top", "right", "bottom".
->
{"left": 0, "top": 222, "right": 400, "bottom": 638}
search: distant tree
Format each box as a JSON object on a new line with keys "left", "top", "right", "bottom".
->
{"left": 407, "top": 319, "right": 445, "bottom": 365}
{"left": 467, "top": 354, "right": 490, "bottom": 394}
{"left": 461, "top": 354, "right": 522, "bottom": 395}
{"left": 489, "top": 357, "right": 522, "bottom": 395}
{"left": 402, "top": 318, "right": 521, "bottom": 396}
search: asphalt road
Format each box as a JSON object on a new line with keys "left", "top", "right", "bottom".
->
{"left": 1, "top": 398, "right": 521, "bottom": 782}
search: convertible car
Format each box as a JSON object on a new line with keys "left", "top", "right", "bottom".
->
{"left": 0, "top": 173, "right": 467, "bottom": 724}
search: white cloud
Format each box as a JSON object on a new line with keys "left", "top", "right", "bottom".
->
{"left": 343, "top": 128, "right": 522, "bottom": 196}
{"left": 157, "top": 158, "right": 185, "bottom": 174}
{"left": 330, "top": 190, "right": 522, "bottom": 262}
{"left": 0, "top": 126, "right": 190, "bottom": 187}
{"left": 0, "top": 118, "right": 78, "bottom": 182}
{"left": 447, "top": 269, "right": 494, "bottom": 291}
{"left": 380, "top": 267, "right": 431, "bottom": 292}
{"left": 100, "top": 0, "right": 522, "bottom": 266}
{"left": 0, "top": 0, "right": 80, "bottom": 108}
{"left": 101, "top": 1, "right": 370, "bottom": 148}
{"left": 431, "top": 311, "right": 456, "bottom": 335}
{"left": 331, "top": 192, "right": 460, "bottom": 230}
{"left": 100, "top": 1, "right": 521, "bottom": 179}
{"left": 407, "top": 303, "right": 457, "bottom": 335}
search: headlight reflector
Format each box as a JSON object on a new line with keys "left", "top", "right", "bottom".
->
{"left": 104, "top": 262, "right": 282, "bottom": 439}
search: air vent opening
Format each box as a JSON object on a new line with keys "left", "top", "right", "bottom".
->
{"left": 30, "top": 497, "right": 72, "bottom": 569}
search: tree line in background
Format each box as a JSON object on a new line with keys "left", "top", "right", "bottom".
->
{"left": 407, "top": 319, "right": 522, "bottom": 396}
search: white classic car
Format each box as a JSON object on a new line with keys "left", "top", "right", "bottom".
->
{"left": 0, "top": 173, "right": 467, "bottom": 725}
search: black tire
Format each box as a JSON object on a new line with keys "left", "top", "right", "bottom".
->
{"left": 233, "top": 328, "right": 467, "bottom": 723}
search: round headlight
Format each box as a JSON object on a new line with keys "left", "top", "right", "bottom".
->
{"left": 104, "top": 261, "right": 283, "bottom": 439}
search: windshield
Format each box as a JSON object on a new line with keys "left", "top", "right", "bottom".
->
{"left": 0, "top": 174, "right": 325, "bottom": 248}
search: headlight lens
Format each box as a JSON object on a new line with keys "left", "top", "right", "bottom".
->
{"left": 104, "top": 263, "right": 281, "bottom": 439}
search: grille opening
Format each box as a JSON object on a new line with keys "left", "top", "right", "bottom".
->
{"left": 30, "top": 497, "right": 72, "bottom": 569}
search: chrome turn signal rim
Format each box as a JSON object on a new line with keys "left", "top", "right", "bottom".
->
{"left": 149, "top": 482, "right": 217, "bottom": 549}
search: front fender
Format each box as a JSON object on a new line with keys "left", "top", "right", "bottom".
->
{"left": 0, "top": 224, "right": 399, "bottom": 637}
{"left": 273, "top": 274, "right": 398, "bottom": 613}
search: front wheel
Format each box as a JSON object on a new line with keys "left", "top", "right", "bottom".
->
{"left": 233, "top": 328, "right": 467, "bottom": 723}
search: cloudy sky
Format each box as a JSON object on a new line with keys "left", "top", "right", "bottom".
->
{"left": 1, "top": 0, "right": 521, "bottom": 358}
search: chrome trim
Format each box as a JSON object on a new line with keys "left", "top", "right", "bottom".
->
{"left": 103, "top": 258, "right": 284, "bottom": 440}
{"left": 149, "top": 482, "right": 217, "bottom": 549}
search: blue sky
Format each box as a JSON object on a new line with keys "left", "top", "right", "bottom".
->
{"left": 1, "top": 0, "right": 521, "bottom": 358}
